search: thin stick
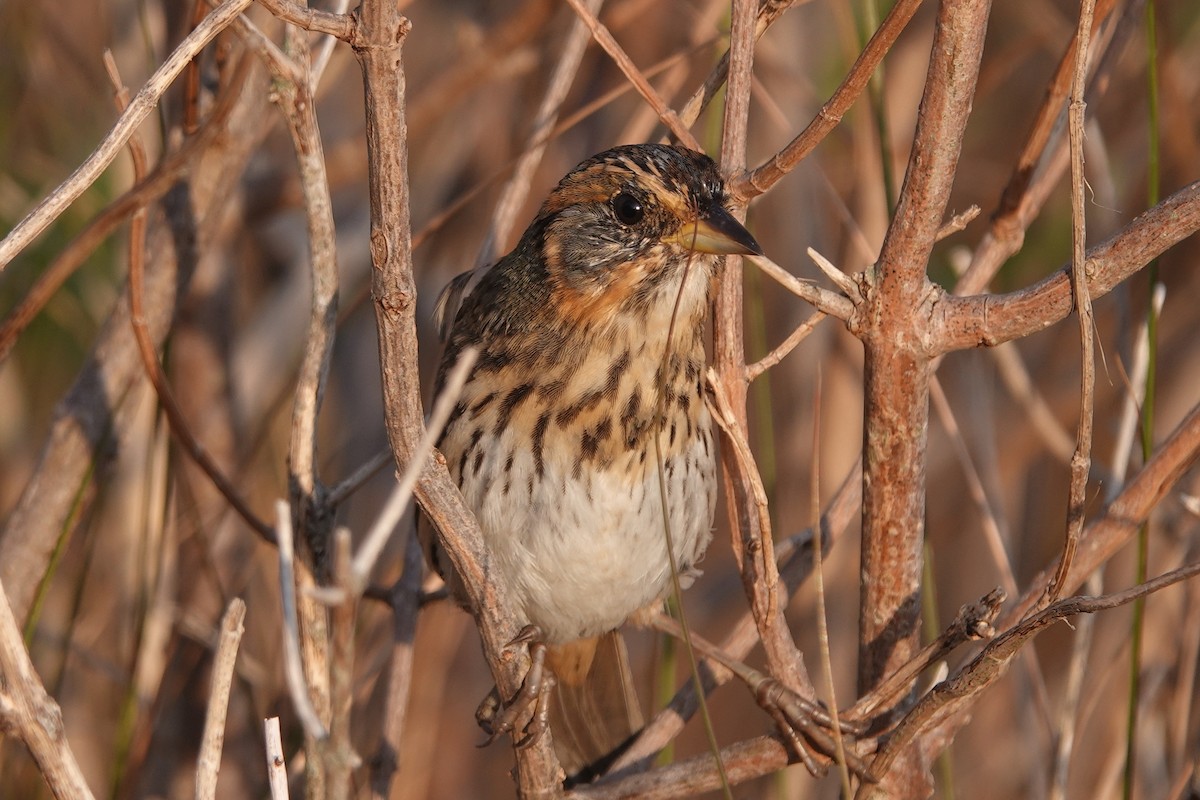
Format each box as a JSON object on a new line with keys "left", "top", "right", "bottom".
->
{"left": 351, "top": 347, "right": 478, "bottom": 586}
{"left": 809, "top": 370, "right": 853, "bottom": 795}
{"left": 195, "top": 598, "right": 248, "bottom": 800}
{"left": 1045, "top": 0, "right": 1098, "bottom": 608}
{"left": 747, "top": 254, "right": 856, "bottom": 320}
{"left": 264, "top": 717, "right": 290, "bottom": 800}
{"left": 733, "top": 0, "right": 923, "bottom": 202}
{"left": 706, "top": 369, "right": 780, "bottom": 622}
{"left": 112, "top": 48, "right": 273, "bottom": 543}
{"left": 746, "top": 311, "right": 827, "bottom": 382}
{"left": 327, "top": 529, "right": 359, "bottom": 799}
{"left": 478, "top": 0, "right": 603, "bottom": 264}
{"left": 0, "top": 576, "right": 96, "bottom": 799}
{"left": 0, "top": 0, "right": 254, "bottom": 270}
{"left": 562, "top": 0, "right": 699, "bottom": 149}
{"left": 274, "top": 500, "right": 329, "bottom": 741}
{"left": 867, "top": 560, "right": 1200, "bottom": 785}
{"left": 256, "top": 0, "right": 355, "bottom": 41}
{"left": 260, "top": 6, "right": 341, "bottom": 560}
{"left": 326, "top": 449, "right": 393, "bottom": 507}
{"left": 807, "top": 246, "right": 861, "bottom": 299}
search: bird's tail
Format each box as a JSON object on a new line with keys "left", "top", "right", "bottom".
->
{"left": 546, "top": 631, "right": 644, "bottom": 784}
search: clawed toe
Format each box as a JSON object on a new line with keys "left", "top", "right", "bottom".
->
{"left": 476, "top": 626, "right": 556, "bottom": 749}
{"left": 751, "top": 674, "right": 876, "bottom": 781}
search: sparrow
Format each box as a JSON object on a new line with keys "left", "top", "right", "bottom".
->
{"left": 425, "top": 143, "right": 762, "bottom": 778}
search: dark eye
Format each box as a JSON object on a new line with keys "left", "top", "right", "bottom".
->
{"left": 611, "top": 192, "right": 644, "bottom": 225}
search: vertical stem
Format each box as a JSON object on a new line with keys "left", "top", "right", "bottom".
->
{"left": 355, "top": 3, "right": 560, "bottom": 794}
{"left": 713, "top": 0, "right": 807, "bottom": 693}
{"left": 858, "top": 0, "right": 991, "bottom": 698}
{"left": 1125, "top": 2, "right": 1161, "bottom": 795}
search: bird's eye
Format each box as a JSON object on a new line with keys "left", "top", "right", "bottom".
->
{"left": 611, "top": 192, "right": 645, "bottom": 225}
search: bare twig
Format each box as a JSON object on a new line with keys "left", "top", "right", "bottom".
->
{"left": 326, "top": 449, "right": 393, "bottom": 507}
{"left": 479, "top": 0, "right": 602, "bottom": 264}
{"left": 562, "top": 0, "right": 698, "bottom": 148}
{"left": 705, "top": 367, "right": 781, "bottom": 624}
{"left": 746, "top": 311, "right": 827, "bottom": 382}
{"left": 354, "top": 0, "right": 562, "bottom": 791}
{"left": 351, "top": 348, "right": 478, "bottom": 586}
{"left": 328, "top": 530, "right": 360, "bottom": 800}
{"left": 857, "top": 0, "right": 993, "bottom": 700}
{"left": 676, "top": 0, "right": 800, "bottom": 131}
{"left": 851, "top": 588, "right": 1006, "bottom": 722}
{"left": 0, "top": 0, "right": 254, "bottom": 269}
{"left": 936, "top": 179, "right": 1200, "bottom": 351}
{"left": 195, "top": 598, "right": 248, "bottom": 800}
{"left": 264, "top": 717, "right": 290, "bottom": 800}
{"left": 731, "top": 0, "right": 923, "bottom": 202}
{"left": 809, "top": 373, "right": 853, "bottom": 794}
{"left": 749, "top": 253, "right": 856, "bottom": 321}
{"left": 256, "top": 0, "right": 355, "bottom": 42}
{"left": 0, "top": 576, "right": 96, "bottom": 800}
{"left": 806, "top": 246, "right": 862, "bottom": 299}
{"left": 866, "top": 561, "right": 1200, "bottom": 793}
{"left": 274, "top": 500, "right": 329, "bottom": 742}
{"left": 712, "top": 0, "right": 811, "bottom": 692}
{"left": 1044, "top": 0, "right": 1099, "bottom": 608}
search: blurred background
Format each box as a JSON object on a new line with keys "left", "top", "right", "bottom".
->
{"left": 1, "top": 0, "right": 1199, "bottom": 797}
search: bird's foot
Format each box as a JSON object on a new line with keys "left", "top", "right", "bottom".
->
{"left": 476, "top": 625, "right": 556, "bottom": 749}
{"left": 749, "top": 672, "right": 876, "bottom": 781}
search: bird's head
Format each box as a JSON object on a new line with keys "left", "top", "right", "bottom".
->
{"left": 534, "top": 144, "right": 762, "bottom": 324}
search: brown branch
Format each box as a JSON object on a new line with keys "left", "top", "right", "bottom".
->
{"left": 577, "top": 736, "right": 800, "bottom": 800}
{"left": 256, "top": 0, "right": 355, "bottom": 42}
{"left": 954, "top": 0, "right": 1123, "bottom": 295}
{"left": 0, "top": 50, "right": 253, "bottom": 364}
{"left": 354, "top": 2, "right": 562, "bottom": 795}
{"left": 0, "top": 576, "right": 95, "bottom": 800}
{"left": 1044, "top": 0, "right": 1099, "bottom": 608}
{"left": 746, "top": 311, "right": 827, "bottom": 382}
{"left": 851, "top": 588, "right": 1006, "bottom": 723}
{"left": 195, "top": 598, "right": 247, "bottom": 800}
{"left": 865, "top": 560, "right": 1200, "bottom": 794}
{"left": 0, "top": 0, "right": 254, "bottom": 269}
{"left": 851, "top": 2, "right": 993, "bottom": 792}
{"left": 268, "top": 25, "right": 340, "bottom": 556}
{"left": 328, "top": 531, "right": 360, "bottom": 800}
{"left": 857, "top": 0, "right": 992, "bottom": 697}
{"left": 676, "top": 0, "right": 800, "bottom": 131}
{"left": 263, "top": 717, "right": 289, "bottom": 799}
{"left": 933, "top": 180, "right": 1200, "bottom": 352}
{"left": 119, "top": 54, "right": 275, "bottom": 544}
{"left": 730, "top": 0, "right": 923, "bottom": 203}
{"left": 710, "top": 0, "right": 810, "bottom": 705}
{"left": 562, "top": 0, "right": 699, "bottom": 149}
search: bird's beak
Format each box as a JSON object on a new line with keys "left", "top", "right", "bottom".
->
{"left": 666, "top": 205, "right": 763, "bottom": 256}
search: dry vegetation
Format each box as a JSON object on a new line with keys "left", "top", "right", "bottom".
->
{"left": 1, "top": 0, "right": 1199, "bottom": 798}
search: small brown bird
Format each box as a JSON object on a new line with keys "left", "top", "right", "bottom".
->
{"left": 426, "top": 143, "right": 761, "bottom": 777}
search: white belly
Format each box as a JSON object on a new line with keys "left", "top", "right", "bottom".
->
{"left": 460, "top": 410, "right": 717, "bottom": 644}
